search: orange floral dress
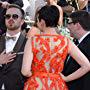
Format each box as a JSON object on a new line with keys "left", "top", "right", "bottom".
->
{"left": 24, "top": 35, "right": 69, "bottom": 90}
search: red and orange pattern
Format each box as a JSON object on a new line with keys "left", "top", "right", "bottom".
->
{"left": 24, "top": 35, "right": 69, "bottom": 90}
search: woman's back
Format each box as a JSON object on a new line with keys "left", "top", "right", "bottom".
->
{"left": 24, "top": 34, "right": 68, "bottom": 90}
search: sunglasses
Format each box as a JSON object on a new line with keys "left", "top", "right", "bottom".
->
{"left": 4, "top": 14, "right": 20, "bottom": 20}
{"left": 67, "top": 21, "right": 74, "bottom": 24}
{"left": 67, "top": 18, "right": 75, "bottom": 24}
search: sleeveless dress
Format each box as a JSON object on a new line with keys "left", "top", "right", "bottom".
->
{"left": 24, "top": 34, "right": 69, "bottom": 90}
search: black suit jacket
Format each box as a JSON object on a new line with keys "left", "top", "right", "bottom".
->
{"left": 0, "top": 32, "right": 27, "bottom": 90}
{"left": 62, "top": 34, "right": 90, "bottom": 90}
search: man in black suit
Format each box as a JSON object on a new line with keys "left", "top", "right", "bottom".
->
{"left": 0, "top": 0, "right": 23, "bottom": 35}
{"left": 63, "top": 10, "right": 90, "bottom": 90}
{"left": 0, "top": 4, "right": 27, "bottom": 90}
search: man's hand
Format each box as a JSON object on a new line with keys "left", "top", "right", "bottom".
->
{"left": 0, "top": 50, "right": 16, "bottom": 64}
{"left": 1, "top": 1, "right": 10, "bottom": 8}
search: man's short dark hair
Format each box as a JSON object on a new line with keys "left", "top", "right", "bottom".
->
{"left": 69, "top": 10, "right": 90, "bottom": 31}
{"left": 7, "top": 4, "right": 25, "bottom": 19}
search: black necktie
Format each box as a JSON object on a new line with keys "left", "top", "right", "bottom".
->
{"left": 73, "top": 38, "right": 79, "bottom": 45}
{"left": 5, "top": 36, "right": 16, "bottom": 41}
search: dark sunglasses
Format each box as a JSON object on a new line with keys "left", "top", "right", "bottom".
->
{"left": 67, "top": 21, "right": 74, "bottom": 24}
{"left": 4, "top": 14, "right": 19, "bottom": 20}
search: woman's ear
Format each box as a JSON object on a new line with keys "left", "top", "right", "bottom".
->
{"left": 40, "top": 19, "right": 46, "bottom": 27}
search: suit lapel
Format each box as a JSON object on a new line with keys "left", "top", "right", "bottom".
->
{"left": 65, "top": 34, "right": 90, "bottom": 65}
{"left": 78, "top": 34, "right": 90, "bottom": 47}
{"left": 3, "top": 32, "right": 26, "bottom": 69}
{"left": 13, "top": 32, "right": 26, "bottom": 53}
{"left": 0, "top": 35, "right": 6, "bottom": 53}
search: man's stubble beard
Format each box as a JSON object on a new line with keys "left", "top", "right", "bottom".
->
{"left": 6, "top": 25, "right": 20, "bottom": 31}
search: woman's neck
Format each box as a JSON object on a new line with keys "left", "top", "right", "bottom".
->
{"left": 42, "top": 27, "right": 58, "bottom": 35}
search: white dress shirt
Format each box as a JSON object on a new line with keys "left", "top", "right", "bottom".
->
{"left": 6, "top": 32, "right": 21, "bottom": 53}
{"left": 78, "top": 31, "right": 90, "bottom": 43}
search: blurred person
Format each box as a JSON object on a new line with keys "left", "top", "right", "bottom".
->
{"left": 21, "top": 5, "right": 90, "bottom": 90}
{"left": 0, "top": 0, "right": 23, "bottom": 35}
{"left": 63, "top": 10, "right": 90, "bottom": 90}
{"left": 57, "top": 0, "right": 88, "bottom": 26}
{"left": 25, "top": 0, "right": 63, "bottom": 26}
{"left": 24, "top": 0, "right": 46, "bottom": 21}
{"left": 0, "top": 4, "right": 27, "bottom": 90}
{"left": 58, "top": 0, "right": 88, "bottom": 13}
{"left": 46, "top": 0, "right": 63, "bottom": 26}
{"left": 57, "top": 0, "right": 74, "bottom": 14}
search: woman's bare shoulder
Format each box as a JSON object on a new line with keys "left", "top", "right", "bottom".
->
{"left": 27, "top": 26, "right": 40, "bottom": 37}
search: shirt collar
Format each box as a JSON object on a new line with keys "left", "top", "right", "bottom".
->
{"left": 79, "top": 31, "right": 90, "bottom": 43}
{"left": 6, "top": 32, "right": 21, "bottom": 41}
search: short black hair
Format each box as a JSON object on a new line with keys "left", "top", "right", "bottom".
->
{"left": 69, "top": 10, "right": 90, "bottom": 31}
{"left": 7, "top": 4, "right": 25, "bottom": 19}
{"left": 37, "top": 5, "right": 60, "bottom": 27}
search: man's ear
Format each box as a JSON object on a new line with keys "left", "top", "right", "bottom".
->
{"left": 76, "top": 22, "right": 81, "bottom": 29}
{"left": 21, "top": 19, "right": 25, "bottom": 26}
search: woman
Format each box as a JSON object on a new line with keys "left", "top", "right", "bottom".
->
{"left": 21, "top": 5, "right": 90, "bottom": 90}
